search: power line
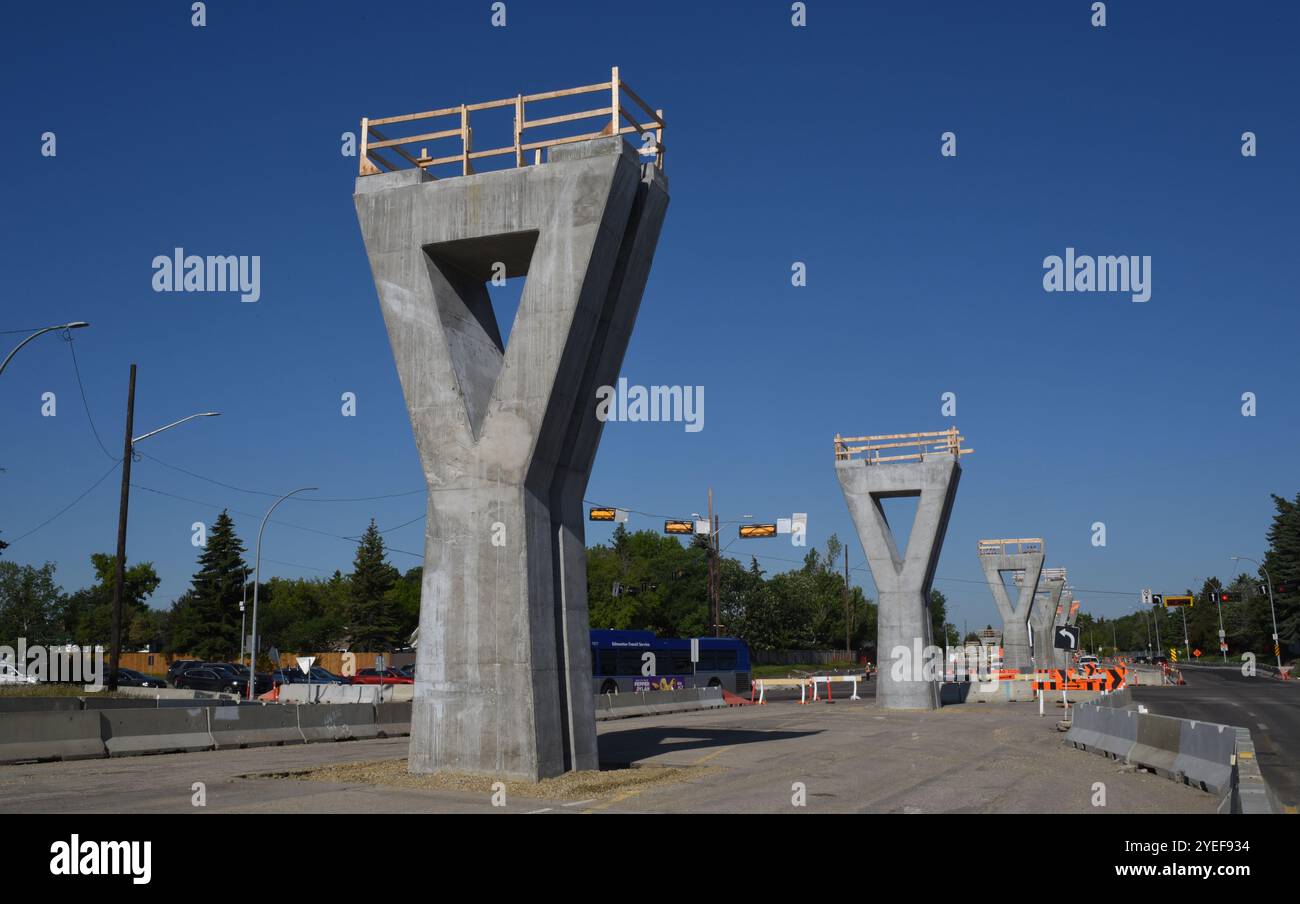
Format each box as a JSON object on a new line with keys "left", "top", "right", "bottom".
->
{"left": 6, "top": 458, "right": 122, "bottom": 544}
{"left": 64, "top": 336, "right": 116, "bottom": 461}
{"left": 129, "top": 481, "right": 426, "bottom": 560}
{"left": 137, "top": 451, "right": 427, "bottom": 503}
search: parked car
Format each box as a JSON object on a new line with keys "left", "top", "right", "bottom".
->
{"left": 173, "top": 667, "right": 246, "bottom": 695}
{"left": 307, "top": 666, "right": 348, "bottom": 684}
{"left": 175, "top": 666, "right": 272, "bottom": 697}
{"left": 270, "top": 668, "right": 308, "bottom": 685}
{"left": 0, "top": 663, "right": 37, "bottom": 685}
{"left": 166, "top": 659, "right": 203, "bottom": 684}
{"left": 395, "top": 664, "right": 415, "bottom": 679}
{"left": 350, "top": 668, "right": 414, "bottom": 685}
{"left": 109, "top": 667, "right": 167, "bottom": 688}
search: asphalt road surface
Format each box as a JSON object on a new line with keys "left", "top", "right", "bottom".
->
{"left": 1131, "top": 664, "right": 1300, "bottom": 811}
{"left": 0, "top": 693, "right": 1213, "bottom": 814}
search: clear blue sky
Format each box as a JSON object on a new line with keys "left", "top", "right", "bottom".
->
{"left": 2, "top": 0, "right": 1296, "bottom": 632}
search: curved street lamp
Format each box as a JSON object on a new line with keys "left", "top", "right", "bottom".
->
{"left": 247, "top": 487, "right": 317, "bottom": 700}
{"left": 0, "top": 322, "right": 89, "bottom": 376}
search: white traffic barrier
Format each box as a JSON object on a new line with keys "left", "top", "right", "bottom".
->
{"left": 751, "top": 677, "right": 811, "bottom": 704}
{"left": 810, "top": 674, "right": 868, "bottom": 701}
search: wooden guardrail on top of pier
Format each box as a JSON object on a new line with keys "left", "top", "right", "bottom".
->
{"left": 834, "top": 427, "right": 972, "bottom": 464}
{"left": 359, "top": 66, "right": 665, "bottom": 178}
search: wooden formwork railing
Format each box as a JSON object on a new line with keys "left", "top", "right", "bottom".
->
{"left": 978, "top": 538, "right": 1045, "bottom": 556}
{"left": 834, "top": 427, "right": 972, "bottom": 463}
{"left": 359, "top": 66, "right": 664, "bottom": 178}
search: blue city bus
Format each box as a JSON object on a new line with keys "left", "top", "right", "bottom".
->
{"left": 590, "top": 629, "right": 751, "bottom": 695}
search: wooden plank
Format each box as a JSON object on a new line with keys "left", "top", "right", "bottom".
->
{"left": 467, "top": 145, "right": 517, "bottom": 161}
{"left": 464, "top": 97, "right": 517, "bottom": 112}
{"left": 418, "top": 151, "right": 468, "bottom": 168}
{"left": 365, "top": 125, "right": 425, "bottom": 168}
{"left": 364, "top": 149, "right": 398, "bottom": 172}
{"left": 366, "top": 127, "right": 462, "bottom": 150}
{"left": 656, "top": 109, "right": 665, "bottom": 170}
{"left": 619, "top": 107, "right": 648, "bottom": 134}
{"left": 461, "top": 105, "right": 471, "bottom": 176}
{"left": 619, "top": 80, "right": 663, "bottom": 124}
{"left": 519, "top": 129, "right": 608, "bottom": 152}
{"left": 368, "top": 105, "right": 462, "bottom": 127}
{"left": 610, "top": 65, "right": 620, "bottom": 137}
{"left": 523, "top": 107, "right": 612, "bottom": 129}
{"left": 521, "top": 81, "right": 610, "bottom": 103}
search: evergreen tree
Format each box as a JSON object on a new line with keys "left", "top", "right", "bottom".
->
{"left": 171, "top": 510, "right": 246, "bottom": 660}
{"left": 347, "top": 519, "right": 400, "bottom": 649}
{"left": 1262, "top": 492, "right": 1300, "bottom": 649}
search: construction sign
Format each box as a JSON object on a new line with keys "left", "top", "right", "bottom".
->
{"left": 1033, "top": 667, "right": 1127, "bottom": 692}
{"left": 1193, "top": 648, "right": 1201, "bottom": 658}
{"left": 1170, "top": 648, "right": 1178, "bottom": 662}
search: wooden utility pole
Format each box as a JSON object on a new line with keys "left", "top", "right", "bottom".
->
{"left": 108, "top": 364, "right": 137, "bottom": 692}
{"left": 707, "top": 488, "right": 718, "bottom": 637}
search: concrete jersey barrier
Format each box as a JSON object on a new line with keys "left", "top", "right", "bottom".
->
{"left": 1066, "top": 697, "right": 1271, "bottom": 811}
{"left": 594, "top": 687, "right": 726, "bottom": 721}
{"left": 0, "top": 710, "right": 104, "bottom": 763}
{"left": 102, "top": 707, "right": 215, "bottom": 756}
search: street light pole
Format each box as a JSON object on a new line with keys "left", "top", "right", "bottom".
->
{"left": 239, "top": 567, "right": 248, "bottom": 668}
{"left": 106, "top": 363, "right": 219, "bottom": 691}
{"left": 1231, "top": 555, "right": 1283, "bottom": 673}
{"left": 247, "top": 487, "right": 317, "bottom": 700}
{"left": 1212, "top": 587, "right": 1227, "bottom": 662}
{"left": 0, "top": 321, "right": 89, "bottom": 376}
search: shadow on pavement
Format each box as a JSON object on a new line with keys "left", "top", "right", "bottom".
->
{"left": 598, "top": 725, "right": 820, "bottom": 767}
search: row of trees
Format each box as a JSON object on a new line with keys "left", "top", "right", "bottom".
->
{"left": 1072, "top": 493, "right": 1300, "bottom": 659}
{"left": 5, "top": 491, "right": 1296, "bottom": 661}
{"left": 586, "top": 524, "right": 958, "bottom": 653}
{"left": 0, "top": 511, "right": 419, "bottom": 658}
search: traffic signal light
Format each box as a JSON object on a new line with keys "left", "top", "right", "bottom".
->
{"left": 1217, "top": 591, "right": 1240, "bottom": 603}
{"left": 664, "top": 520, "right": 693, "bottom": 535}
{"left": 739, "top": 523, "right": 777, "bottom": 538}
{"left": 1275, "top": 580, "right": 1298, "bottom": 595}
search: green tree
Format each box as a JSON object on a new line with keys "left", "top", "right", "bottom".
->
{"left": 170, "top": 510, "right": 246, "bottom": 659}
{"left": 347, "top": 520, "right": 400, "bottom": 649}
{"left": 929, "top": 588, "right": 958, "bottom": 647}
{"left": 1262, "top": 492, "right": 1300, "bottom": 651}
{"left": 56, "top": 553, "right": 160, "bottom": 646}
{"left": 0, "top": 561, "right": 62, "bottom": 642}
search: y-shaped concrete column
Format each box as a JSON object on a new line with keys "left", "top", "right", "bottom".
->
{"left": 836, "top": 454, "right": 962, "bottom": 710}
{"left": 355, "top": 137, "right": 668, "bottom": 780}
{"left": 978, "top": 539, "right": 1045, "bottom": 673}
{"left": 1030, "top": 568, "right": 1065, "bottom": 669}
{"left": 1066, "top": 594, "right": 1080, "bottom": 626}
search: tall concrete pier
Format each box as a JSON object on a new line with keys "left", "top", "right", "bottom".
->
{"left": 354, "top": 80, "right": 668, "bottom": 779}
{"left": 834, "top": 428, "right": 971, "bottom": 710}
{"left": 978, "top": 538, "right": 1045, "bottom": 673}
{"left": 1028, "top": 567, "right": 1066, "bottom": 669}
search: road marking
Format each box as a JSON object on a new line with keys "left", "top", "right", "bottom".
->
{"left": 562, "top": 799, "right": 595, "bottom": 807}
{"left": 582, "top": 789, "right": 643, "bottom": 813}
{"left": 525, "top": 807, "right": 553, "bottom": 814}
{"left": 692, "top": 745, "right": 733, "bottom": 766}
